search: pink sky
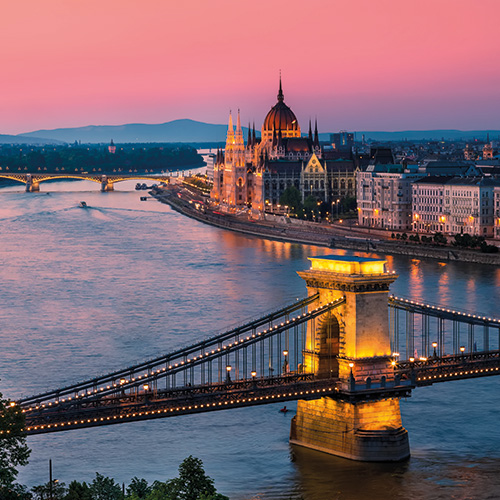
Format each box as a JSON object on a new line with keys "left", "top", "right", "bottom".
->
{"left": 1, "top": 0, "right": 499, "bottom": 134}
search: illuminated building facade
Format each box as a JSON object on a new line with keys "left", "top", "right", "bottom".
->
{"left": 412, "top": 177, "right": 499, "bottom": 237}
{"left": 357, "top": 164, "right": 423, "bottom": 230}
{"left": 211, "top": 80, "right": 356, "bottom": 212}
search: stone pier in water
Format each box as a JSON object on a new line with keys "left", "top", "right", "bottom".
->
{"left": 290, "top": 255, "right": 410, "bottom": 462}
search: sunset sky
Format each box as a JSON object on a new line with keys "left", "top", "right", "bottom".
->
{"left": 1, "top": 0, "right": 499, "bottom": 134}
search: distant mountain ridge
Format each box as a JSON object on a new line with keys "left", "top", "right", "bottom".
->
{"left": 0, "top": 133, "right": 63, "bottom": 145}
{"left": 20, "top": 119, "right": 235, "bottom": 144}
{"left": 18, "top": 120, "right": 500, "bottom": 144}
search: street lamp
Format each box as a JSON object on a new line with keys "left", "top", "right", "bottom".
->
{"left": 226, "top": 365, "right": 232, "bottom": 383}
{"left": 432, "top": 342, "right": 438, "bottom": 357}
{"left": 282, "top": 350, "right": 289, "bottom": 374}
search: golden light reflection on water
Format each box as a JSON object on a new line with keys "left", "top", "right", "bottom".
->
{"left": 292, "top": 444, "right": 500, "bottom": 500}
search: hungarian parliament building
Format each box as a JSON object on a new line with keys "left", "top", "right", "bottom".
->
{"left": 210, "top": 79, "right": 357, "bottom": 213}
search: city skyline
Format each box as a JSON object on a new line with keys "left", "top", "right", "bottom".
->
{"left": 2, "top": 0, "right": 499, "bottom": 135}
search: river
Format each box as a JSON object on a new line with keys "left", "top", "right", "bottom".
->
{"left": 1, "top": 179, "right": 500, "bottom": 499}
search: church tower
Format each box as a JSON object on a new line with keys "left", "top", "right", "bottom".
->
{"left": 223, "top": 110, "right": 248, "bottom": 208}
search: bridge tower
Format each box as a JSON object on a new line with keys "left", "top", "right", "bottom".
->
{"left": 290, "top": 255, "right": 410, "bottom": 461}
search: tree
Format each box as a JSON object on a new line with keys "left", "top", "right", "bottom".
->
{"left": 89, "top": 473, "right": 121, "bottom": 500}
{"left": 0, "top": 395, "right": 30, "bottom": 489}
{"left": 279, "top": 186, "right": 302, "bottom": 214}
{"left": 152, "top": 456, "right": 228, "bottom": 500}
{"left": 126, "top": 477, "right": 151, "bottom": 499}
{"left": 31, "top": 481, "right": 66, "bottom": 500}
{"left": 143, "top": 480, "right": 179, "bottom": 500}
{"left": 303, "top": 195, "right": 319, "bottom": 220}
{"left": 0, "top": 483, "right": 32, "bottom": 499}
{"left": 65, "top": 480, "right": 91, "bottom": 500}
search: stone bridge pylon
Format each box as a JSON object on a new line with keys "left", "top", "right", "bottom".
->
{"left": 290, "top": 255, "right": 410, "bottom": 461}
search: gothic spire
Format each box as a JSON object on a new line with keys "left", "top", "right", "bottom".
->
{"left": 236, "top": 108, "right": 242, "bottom": 133}
{"left": 314, "top": 119, "right": 319, "bottom": 147}
{"left": 308, "top": 119, "right": 313, "bottom": 141}
{"left": 277, "top": 72, "right": 284, "bottom": 102}
{"left": 252, "top": 122, "right": 256, "bottom": 145}
{"left": 247, "top": 122, "right": 252, "bottom": 147}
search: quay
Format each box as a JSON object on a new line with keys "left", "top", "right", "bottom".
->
{"left": 150, "top": 184, "right": 500, "bottom": 266}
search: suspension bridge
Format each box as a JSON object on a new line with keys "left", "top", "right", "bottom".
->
{"left": 0, "top": 172, "right": 169, "bottom": 192}
{"left": 16, "top": 255, "right": 500, "bottom": 462}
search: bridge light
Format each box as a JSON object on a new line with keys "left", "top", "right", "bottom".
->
{"left": 409, "top": 357, "right": 415, "bottom": 362}
{"left": 251, "top": 371, "right": 257, "bottom": 378}
{"left": 391, "top": 360, "right": 396, "bottom": 366}
{"left": 143, "top": 384, "right": 149, "bottom": 391}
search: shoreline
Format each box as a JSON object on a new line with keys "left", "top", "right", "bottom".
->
{"left": 151, "top": 187, "right": 500, "bottom": 266}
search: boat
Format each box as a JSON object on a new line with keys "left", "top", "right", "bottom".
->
{"left": 135, "top": 183, "right": 142, "bottom": 190}
{"left": 78, "top": 201, "right": 87, "bottom": 208}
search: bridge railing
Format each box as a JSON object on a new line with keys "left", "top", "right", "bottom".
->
{"left": 389, "top": 295, "right": 500, "bottom": 362}
{"left": 19, "top": 295, "right": 346, "bottom": 413}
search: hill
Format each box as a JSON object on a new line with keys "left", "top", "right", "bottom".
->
{"left": 19, "top": 120, "right": 500, "bottom": 144}
{"left": 20, "top": 119, "right": 237, "bottom": 144}
{"left": 0, "top": 134, "right": 64, "bottom": 145}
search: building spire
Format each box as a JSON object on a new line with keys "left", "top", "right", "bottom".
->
{"left": 277, "top": 71, "right": 284, "bottom": 102}
{"left": 314, "top": 119, "right": 319, "bottom": 147}
{"left": 308, "top": 119, "right": 313, "bottom": 141}
{"left": 247, "top": 122, "right": 252, "bottom": 147}
{"left": 252, "top": 122, "right": 256, "bottom": 145}
{"left": 228, "top": 110, "right": 233, "bottom": 131}
{"left": 236, "top": 108, "right": 242, "bottom": 133}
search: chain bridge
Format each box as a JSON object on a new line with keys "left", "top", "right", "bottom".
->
{"left": 16, "top": 256, "right": 500, "bottom": 462}
{"left": 0, "top": 172, "right": 169, "bottom": 191}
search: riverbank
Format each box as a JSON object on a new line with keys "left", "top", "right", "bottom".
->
{"left": 151, "top": 186, "right": 500, "bottom": 266}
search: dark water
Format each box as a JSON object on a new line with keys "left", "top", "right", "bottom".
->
{"left": 1, "top": 180, "right": 500, "bottom": 499}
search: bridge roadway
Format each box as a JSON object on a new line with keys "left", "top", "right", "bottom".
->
{"left": 23, "top": 373, "right": 415, "bottom": 435}
{"left": 23, "top": 349, "right": 500, "bottom": 435}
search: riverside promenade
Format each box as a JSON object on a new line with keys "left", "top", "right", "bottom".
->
{"left": 151, "top": 184, "right": 500, "bottom": 266}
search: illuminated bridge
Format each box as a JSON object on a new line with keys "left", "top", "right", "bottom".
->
{"left": 0, "top": 172, "right": 169, "bottom": 192}
{"left": 16, "top": 256, "right": 500, "bottom": 461}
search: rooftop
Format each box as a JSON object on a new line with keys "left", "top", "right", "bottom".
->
{"left": 307, "top": 255, "right": 388, "bottom": 275}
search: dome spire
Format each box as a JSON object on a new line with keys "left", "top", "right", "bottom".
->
{"left": 277, "top": 71, "right": 284, "bottom": 102}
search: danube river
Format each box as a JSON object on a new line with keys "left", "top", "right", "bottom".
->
{"left": 1, "top": 180, "right": 500, "bottom": 499}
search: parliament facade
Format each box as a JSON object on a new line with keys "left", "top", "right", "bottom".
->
{"left": 210, "top": 80, "right": 357, "bottom": 213}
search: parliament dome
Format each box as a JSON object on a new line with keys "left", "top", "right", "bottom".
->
{"left": 262, "top": 80, "right": 300, "bottom": 135}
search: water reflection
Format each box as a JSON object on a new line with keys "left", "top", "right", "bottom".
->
{"left": 2, "top": 183, "right": 500, "bottom": 498}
